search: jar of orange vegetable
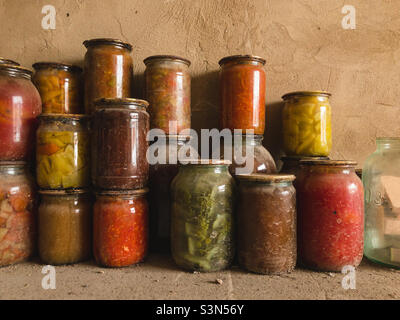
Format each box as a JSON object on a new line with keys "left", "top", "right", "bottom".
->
{"left": 32, "top": 62, "right": 83, "bottom": 114}
{"left": 219, "top": 55, "right": 266, "bottom": 134}
{"left": 0, "top": 161, "right": 36, "bottom": 266}
{"left": 83, "top": 38, "right": 133, "bottom": 115}
{"left": 93, "top": 189, "right": 148, "bottom": 268}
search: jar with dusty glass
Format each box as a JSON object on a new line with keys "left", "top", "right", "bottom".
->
{"left": 36, "top": 114, "right": 90, "bottom": 189}
{"left": 0, "top": 58, "right": 19, "bottom": 66}
{"left": 0, "top": 161, "right": 36, "bottom": 266}
{"left": 282, "top": 91, "right": 332, "bottom": 157}
{"left": 32, "top": 62, "right": 83, "bottom": 114}
{"left": 363, "top": 138, "right": 400, "bottom": 268}
{"left": 93, "top": 189, "right": 149, "bottom": 267}
{"left": 236, "top": 174, "right": 296, "bottom": 274}
{"left": 297, "top": 160, "right": 364, "bottom": 271}
{"left": 144, "top": 55, "right": 191, "bottom": 134}
{"left": 171, "top": 160, "right": 235, "bottom": 272}
{"left": 0, "top": 65, "right": 42, "bottom": 161}
{"left": 91, "top": 98, "right": 149, "bottom": 190}
{"left": 219, "top": 55, "right": 266, "bottom": 135}
{"left": 38, "top": 189, "right": 92, "bottom": 265}
{"left": 83, "top": 38, "right": 133, "bottom": 114}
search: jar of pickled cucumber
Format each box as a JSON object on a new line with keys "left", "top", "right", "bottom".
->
{"left": 282, "top": 91, "right": 332, "bottom": 157}
{"left": 38, "top": 189, "right": 92, "bottom": 265}
{"left": 36, "top": 114, "right": 90, "bottom": 189}
{"left": 32, "top": 62, "right": 83, "bottom": 114}
{"left": 171, "top": 160, "right": 235, "bottom": 272}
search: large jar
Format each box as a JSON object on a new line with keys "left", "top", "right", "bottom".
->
{"left": 93, "top": 189, "right": 148, "bottom": 267}
{"left": 32, "top": 62, "right": 83, "bottom": 114}
{"left": 236, "top": 174, "right": 296, "bottom": 274}
{"left": 0, "top": 58, "right": 19, "bottom": 66}
{"left": 38, "top": 189, "right": 92, "bottom": 265}
{"left": 83, "top": 38, "right": 133, "bottom": 115}
{"left": 223, "top": 134, "right": 277, "bottom": 176}
{"left": 282, "top": 91, "right": 332, "bottom": 157}
{"left": 149, "top": 135, "right": 197, "bottom": 253}
{"left": 91, "top": 98, "right": 149, "bottom": 190}
{"left": 0, "top": 162, "right": 36, "bottom": 266}
{"left": 219, "top": 55, "right": 266, "bottom": 135}
{"left": 297, "top": 160, "right": 364, "bottom": 271}
{"left": 36, "top": 114, "right": 90, "bottom": 189}
{"left": 0, "top": 65, "right": 42, "bottom": 160}
{"left": 171, "top": 160, "right": 235, "bottom": 272}
{"left": 363, "top": 138, "right": 400, "bottom": 268}
{"left": 144, "top": 55, "right": 191, "bottom": 134}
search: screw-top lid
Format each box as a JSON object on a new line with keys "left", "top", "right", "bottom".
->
{"left": 282, "top": 91, "right": 331, "bottom": 100}
{"left": 218, "top": 54, "right": 266, "bottom": 66}
{"left": 236, "top": 173, "right": 295, "bottom": 183}
{"left": 144, "top": 55, "right": 191, "bottom": 67}
{"left": 83, "top": 38, "right": 132, "bottom": 51}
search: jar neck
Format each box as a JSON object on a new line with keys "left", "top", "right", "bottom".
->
{"left": 301, "top": 165, "right": 355, "bottom": 175}
{"left": 0, "top": 166, "right": 27, "bottom": 175}
{"left": 238, "top": 134, "right": 263, "bottom": 146}
{"left": 179, "top": 164, "right": 229, "bottom": 174}
{"left": 241, "top": 181, "right": 292, "bottom": 188}
{"left": 376, "top": 139, "right": 400, "bottom": 151}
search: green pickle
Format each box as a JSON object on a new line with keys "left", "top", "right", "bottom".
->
{"left": 171, "top": 160, "right": 235, "bottom": 272}
{"left": 36, "top": 115, "right": 90, "bottom": 189}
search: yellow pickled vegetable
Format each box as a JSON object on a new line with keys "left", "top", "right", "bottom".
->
{"left": 282, "top": 92, "right": 332, "bottom": 156}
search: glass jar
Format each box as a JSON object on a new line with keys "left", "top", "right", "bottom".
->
{"left": 92, "top": 98, "right": 149, "bottom": 190}
{"left": 219, "top": 55, "right": 266, "bottom": 135}
{"left": 83, "top": 38, "right": 133, "bottom": 115}
{"left": 0, "top": 58, "right": 20, "bottom": 66}
{"left": 0, "top": 65, "right": 42, "bottom": 160}
{"left": 297, "top": 160, "right": 364, "bottom": 271}
{"left": 36, "top": 114, "right": 90, "bottom": 189}
{"left": 363, "top": 138, "right": 400, "bottom": 268}
{"left": 38, "top": 189, "right": 92, "bottom": 265}
{"left": 93, "top": 189, "right": 148, "bottom": 267}
{"left": 223, "top": 134, "right": 277, "bottom": 176}
{"left": 280, "top": 156, "right": 329, "bottom": 175}
{"left": 0, "top": 162, "right": 36, "bottom": 266}
{"left": 144, "top": 55, "right": 191, "bottom": 134}
{"left": 236, "top": 174, "right": 296, "bottom": 274}
{"left": 282, "top": 91, "right": 332, "bottom": 157}
{"left": 149, "top": 135, "right": 198, "bottom": 253}
{"left": 171, "top": 160, "right": 235, "bottom": 272}
{"left": 32, "top": 62, "right": 83, "bottom": 114}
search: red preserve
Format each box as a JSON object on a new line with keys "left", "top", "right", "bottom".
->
{"left": 296, "top": 160, "right": 364, "bottom": 271}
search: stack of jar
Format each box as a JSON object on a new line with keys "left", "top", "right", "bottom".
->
{"left": 0, "top": 61, "right": 41, "bottom": 267}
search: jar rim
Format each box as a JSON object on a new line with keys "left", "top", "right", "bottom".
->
{"left": 376, "top": 137, "right": 400, "bottom": 142}
{"left": 83, "top": 38, "right": 132, "bottom": 51}
{"left": 144, "top": 55, "right": 191, "bottom": 66}
{"left": 181, "top": 159, "right": 232, "bottom": 166}
{"left": 0, "top": 57, "right": 20, "bottom": 66}
{"left": 218, "top": 55, "right": 266, "bottom": 66}
{"left": 38, "top": 113, "right": 89, "bottom": 121}
{"left": 281, "top": 156, "right": 330, "bottom": 161}
{"left": 39, "top": 189, "right": 91, "bottom": 195}
{"left": 95, "top": 188, "right": 149, "bottom": 196}
{"left": 236, "top": 173, "right": 295, "bottom": 183}
{"left": 0, "top": 161, "right": 27, "bottom": 168}
{"left": 300, "top": 159, "right": 357, "bottom": 167}
{"left": 0, "top": 65, "right": 33, "bottom": 79}
{"left": 94, "top": 98, "right": 149, "bottom": 109}
{"left": 282, "top": 91, "right": 332, "bottom": 100}
{"left": 32, "top": 62, "right": 82, "bottom": 73}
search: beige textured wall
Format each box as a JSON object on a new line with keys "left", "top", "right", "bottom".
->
{"left": 0, "top": 0, "right": 398, "bottom": 167}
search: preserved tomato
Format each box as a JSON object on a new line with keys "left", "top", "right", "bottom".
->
{"left": 219, "top": 55, "right": 266, "bottom": 134}
{"left": 0, "top": 65, "right": 42, "bottom": 160}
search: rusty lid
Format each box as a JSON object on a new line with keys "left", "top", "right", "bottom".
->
{"left": 144, "top": 55, "right": 191, "bottom": 66}
{"left": 32, "top": 62, "right": 82, "bottom": 73}
{"left": 218, "top": 54, "right": 266, "bottom": 66}
{"left": 83, "top": 38, "right": 132, "bottom": 51}
{"left": 236, "top": 173, "right": 295, "bottom": 183}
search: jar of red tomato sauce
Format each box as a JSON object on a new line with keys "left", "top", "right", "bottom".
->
{"left": 296, "top": 160, "right": 364, "bottom": 271}
{"left": 0, "top": 65, "right": 42, "bottom": 160}
{"left": 219, "top": 55, "right": 266, "bottom": 135}
{"left": 93, "top": 189, "right": 148, "bottom": 267}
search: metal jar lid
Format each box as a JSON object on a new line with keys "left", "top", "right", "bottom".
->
{"left": 0, "top": 57, "right": 20, "bottom": 66}
{"left": 0, "top": 65, "right": 33, "bottom": 79}
{"left": 299, "top": 159, "right": 357, "bottom": 167}
{"left": 95, "top": 188, "right": 149, "bottom": 197}
{"left": 39, "top": 189, "right": 91, "bottom": 196}
{"left": 236, "top": 173, "right": 295, "bottom": 183}
{"left": 282, "top": 91, "right": 332, "bottom": 100}
{"left": 83, "top": 38, "right": 132, "bottom": 51}
{"left": 144, "top": 55, "right": 191, "bottom": 67}
{"left": 218, "top": 54, "right": 266, "bottom": 66}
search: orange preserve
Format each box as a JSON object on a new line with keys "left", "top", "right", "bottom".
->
{"left": 93, "top": 189, "right": 148, "bottom": 267}
{"left": 219, "top": 55, "right": 266, "bottom": 134}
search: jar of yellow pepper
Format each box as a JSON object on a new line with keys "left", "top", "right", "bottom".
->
{"left": 32, "top": 62, "right": 83, "bottom": 114}
{"left": 36, "top": 114, "right": 90, "bottom": 189}
{"left": 282, "top": 91, "right": 332, "bottom": 157}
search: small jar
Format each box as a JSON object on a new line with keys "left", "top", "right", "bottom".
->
{"left": 0, "top": 58, "right": 20, "bottom": 66}
{"left": 0, "top": 162, "right": 36, "bottom": 266}
{"left": 280, "top": 156, "right": 329, "bottom": 175}
{"left": 83, "top": 38, "right": 133, "bottom": 114}
{"left": 171, "top": 160, "right": 235, "bottom": 272}
{"left": 38, "top": 189, "right": 92, "bottom": 265}
{"left": 0, "top": 65, "right": 42, "bottom": 160}
{"left": 282, "top": 91, "right": 332, "bottom": 157}
{"left": 36, "top": 114, "right": 90, "bottom": 189}
{"left": 32, "top": 62, "right": 83, "bottom": 114}
{"left": 219, "top": 55, "right": 266, "bottom": 135}
{"left": 297, "top": 160, "right": 364, "bottom": 271}
{"left": 236, "top": 174, "right": 296, "bottom": 274}
{"left": 144, "top": 55, "right": 191, "bottom": 134}
{"left": 91, "top": 98, "right": 150, "bottom": 190}
{"left": 93, "top": 189, "right": 148, "bottom": 267}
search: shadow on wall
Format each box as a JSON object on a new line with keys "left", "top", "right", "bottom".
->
{"left": 264, "top": 101, "right": 284, "bottom": 168}
{"left": 133, "top": 72, "right": 145, "bottom": 100}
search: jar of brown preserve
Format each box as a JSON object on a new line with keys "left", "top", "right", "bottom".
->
{"left": 91, "top": 98, "right": 150, "bottom": 190}
{"left": 83, "top": 38, "right": 133, "bottom": 114}
{"left": 236, "top": 174, "right": 297, "bottom": 274}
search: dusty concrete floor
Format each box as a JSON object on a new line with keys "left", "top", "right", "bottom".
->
{"left": 0, "top": 254, "right": 398, "bottom": 300}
